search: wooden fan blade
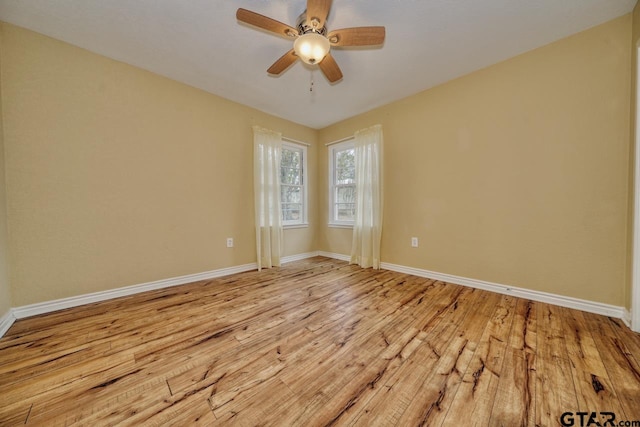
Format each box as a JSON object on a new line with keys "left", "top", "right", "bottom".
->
{"left": 306, "top": 0, "right": 332, "bottom": 29}
{"left": 236, "top": 8, "right": 298, "bottom": 38}
{"left": 267, "top": 49, "right": 298, "bottom": 75}
{"left": 318, "top": 52, "right": 343, "bottom": 83}
{"left": 327, "top": 27, "right": 386, "bottom": 46}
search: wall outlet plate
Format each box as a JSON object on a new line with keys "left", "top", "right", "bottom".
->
{"left": 411, "top": 237, "right": 418, "bottom": 247}
{"left": 226, "top": 238, "right": 234, "bottom": 248}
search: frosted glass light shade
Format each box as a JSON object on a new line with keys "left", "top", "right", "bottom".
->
{"left": 294, "top": 33, "right": 330, "bottom": 65}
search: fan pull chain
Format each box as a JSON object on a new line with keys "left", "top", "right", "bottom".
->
{"left": 310, "top": 72, "right": 314, "bottom": 92}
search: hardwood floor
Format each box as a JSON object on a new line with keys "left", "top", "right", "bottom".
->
{"left": 1, "top": 256, "right": 639, "bottom": 426}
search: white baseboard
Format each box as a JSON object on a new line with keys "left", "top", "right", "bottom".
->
{"left": 623, "top": 308, "right": 632, "bottom": 328}
{"left": 1, "top": 252, "right": 323, "bottom": 337}
{"left": 0, "top": 309, "right": 16, "bottom": 337}
{"left": 281, "top": 251, "right": 320, "bottom": 264}
{"left": 11, "top": 262, "right": 259, "bottom": 320}
{"left": 317, "top": 252, "right": 625, "bottom": 319}
{"left": 1, "top": 252, "right": 627, "bottom": 339}
{"left": 318, "top": 251, "right": 350, "bottom": 262}
{"left": 382, "top": 261, "right": 624, "bottom": 318}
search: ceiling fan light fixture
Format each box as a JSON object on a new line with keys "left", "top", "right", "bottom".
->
{"left": 294, "top": 32, "right": 330, "bottom": 65}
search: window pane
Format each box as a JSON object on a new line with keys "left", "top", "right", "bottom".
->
{"left": 281, "top": 148, "right": 300, "bottom": 168}
{"left": 281, "top": 185, "right": 301, "bottom": 203}
{"left": 335, "top": 203, "right": 355, "bottom": 221}
{"left": 281, "top": 143, "right": 306, "bottom": 224}
{"left": 329, "top": 141, "right": 355, "bottom": 225}
{"left": 335, "top": 149, "right": 355, "bottom": 184}
{"left": 281, "top": 147, "right": 302, "bottom": 185}
{"left": 336, "top": 186, "right": 356, "bottom": 204}
{"left": 281, "top": 167, "right": 301, "bottom": 185}
{"left": 336, "top": 168, "right": 355, "bottom": 185}
{"left": 283, "top": 204, "right": 302, "bottom": 222}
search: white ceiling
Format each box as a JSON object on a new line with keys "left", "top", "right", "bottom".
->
{"left": 0, "top": 0, "right": 635, "bottom": 129}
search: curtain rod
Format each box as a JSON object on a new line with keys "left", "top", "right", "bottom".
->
{"left": 282, "top": 136, "right": 311, "bottom": 147}
{"left": 282, "top": 135, "right": 354, "bottom": 146}
{"left": 325, "top": 135, "right": 354, "bottom": 146}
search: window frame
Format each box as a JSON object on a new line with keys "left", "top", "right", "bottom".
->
{"left": 281, "top": 141, "right": 308, "bottom": 228}
{"left": 328, "top": 139, "right": 356, "bottom": 227}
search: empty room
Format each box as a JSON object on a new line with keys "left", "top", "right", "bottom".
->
{"left": 1, "top": 0, "right": 640, "bottom": 425}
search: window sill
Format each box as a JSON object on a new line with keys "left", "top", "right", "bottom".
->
{"left": 328, "top": 223, "right": 354, "bottom": 229}
{"left": 283, "top": 223, "right": 309, "bottom": 230}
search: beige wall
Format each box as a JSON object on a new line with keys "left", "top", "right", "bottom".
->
{"left": 627, "top": 3, "right": 640, "bottom": 312}
{"left": 1, "top": 23, "right": 317, "bottom": 306}
{"left": 0, "top": 26, "right": 12, "bottom": 316}
{"left": 0, "top": 14, "right": 633, "bottom": 310}
{"left": 319, "top": 16, "right": 632, "bottom": 306}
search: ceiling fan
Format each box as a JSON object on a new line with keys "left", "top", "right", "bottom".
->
{"left": 236, "top": 0, "right": 385, "bottom": 83}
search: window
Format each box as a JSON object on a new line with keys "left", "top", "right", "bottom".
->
{"left": 329, "top": 139, "right": 356, "bottom": 226}
{"left": 280, "top": 142, "right": 307, "bottom": 227}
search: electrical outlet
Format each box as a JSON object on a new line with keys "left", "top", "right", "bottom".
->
{"left": 226, "top": 238, "right": 234, "bottom": 248}
{"left": 411, "top": 237, "right": 418, "bottom": 247}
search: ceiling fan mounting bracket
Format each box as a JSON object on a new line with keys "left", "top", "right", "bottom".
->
{"left": 296, "top": 11, "right": 327, "bottom": 36}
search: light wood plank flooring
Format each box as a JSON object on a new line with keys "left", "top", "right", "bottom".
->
{"left": 1, "top": 257, "right": 639, "bottom": 426}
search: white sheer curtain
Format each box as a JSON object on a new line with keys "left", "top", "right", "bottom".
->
{"left": 350, "top": 124, "right": 384, "bottom": 269}
{"left": 253, "top": 126, "right": 283, "bottom": 271}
